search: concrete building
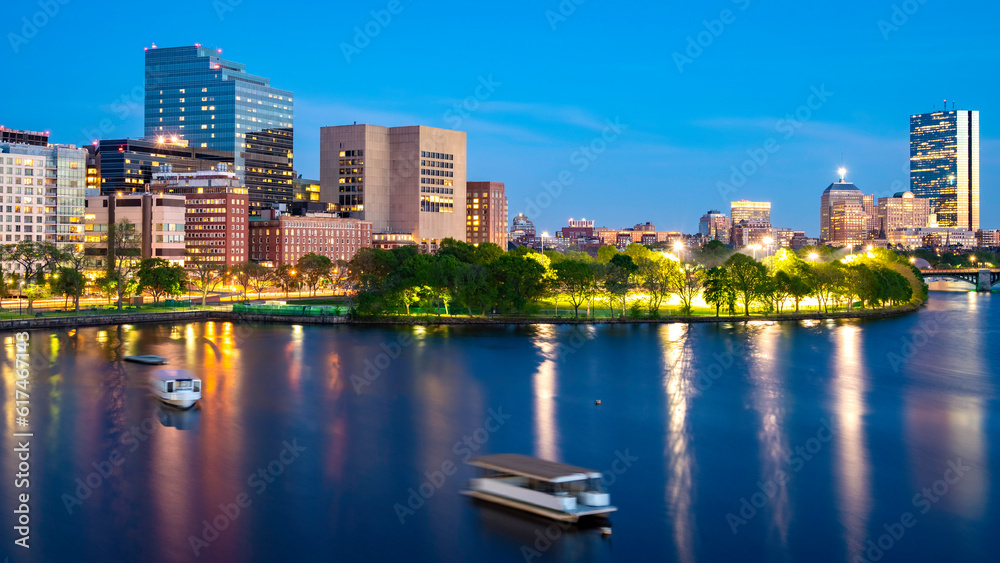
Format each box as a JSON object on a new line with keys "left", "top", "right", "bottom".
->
{"left": 510, "top": 213, "right": 536, "bottom": 244}
{"left": 774, "top": 228, "right": 805, "bottom": 249}
{"left": 249, "top": 211, "right": 372, "bottom": 265}
{"left": 910, "top": 107, "right": 979, "bottom": 230}
{"left": 84, "top": 193, "right": 187, "bottom": 268}
{"left": 976, "top": 229, "right": 1000, "bottom": 248}
{"left": 148, "top": 164, "right": 250, "bottom": 267}
{"left": 466, "top": 181, "right": 508, "bottom": 247}
{"left": 877, "top": 191, "right": 930, "bottom": 235}
{"left": 320, "top": 124, "right": 467, "bottom": 250}
{"left": 698, "top": 210, "right": 730, "bottom": 243}
{"left": 730, "top": 200, "right": 771, "bottom": 225}
{"left": 730, "top": 220, "right": 774, "bottom": 249}
{"left": 143, "top": 45, "right": 294, "bottom": 212}
{"left": 0, "top": 142, "right": 86, "bottom": 251}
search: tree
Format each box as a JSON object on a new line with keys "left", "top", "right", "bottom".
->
{"left": 606, "top": 253, "right": 637, "bottom": 317}
{"left": 724, "top": 253, "right": 768, "bottom": 316}
{"left": 107, "top": 219, "right": 143, "bottom": 310}
{"left": 809, "top": 262, "right": 844, "bottom": 313}
{"left": 697, "top": 239, "right": 731, "bottom": 269}
{"left": 273, "top": 264, "right": 300, "bottom": 299}
{"left": 771, "top": 270, "right": 794, "bottom": 314}
{"left": 454, "top": 263, "right": 496, "bottom": 316}
{"left": 297, "top": 253, "right": 333, "bottom": 296}
{"left": 554, "top": 259, "right": 597, "bottom": 317}
{"left": 246, "top": 262, "right": 274, "bottom": 300}
{"left": 230, "top": 262, "right": 254, "bottom": 302}
{"left": 96, "top": 273, "right": 119, "bottom": 305}
{"left": 190, "top": 262, "right": 228, "bottom": 307}
{"left": 137, "top": 258, "right": 187, "bottom": 304}
{"left": 699, "top": 267, "right": 734, "bottom": 317}
{"left": 489, "top": 253, "right": 548, "bottom": 314}
{"left": 636, "top": 254, "right": 677, "bottom": 316}
{"left": 673, "top": 265, "right": 703, "bottom": 316}
{"left": 51, "top": 267, "right": 86, "bottom": 312}
{"left": 4, "top": 241, "right": 67, "bottom": 314}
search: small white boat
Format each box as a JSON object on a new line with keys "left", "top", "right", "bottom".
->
{"left": 125, "top": 355, "right": 168, "bottom": 365}
{"left": 463, "top": 454, "right": 617, "bottom": 522}
{"left": 150, "top": 369, "right": 202, "bottom": 409}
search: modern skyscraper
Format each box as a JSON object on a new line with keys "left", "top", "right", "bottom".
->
{"left": 698, "top": 210, "right": 730, "bottom": 243}
{"left": 910, "top": 108, "right": 979, "bottom": 230}
{"left": 510, "top": 213, "right": 536, "bottom": 243}
{"left": 466, "top": 181, "right": 508, "bottom": 247}
{"left": 319, "top": 124, "right": 467, "bottom": 250}
{"left": 730, "top": 200, "right": 771, "bottom": 224}
{"left": 820, "top": 173, "right": 870, "bottom": 245}
{"left": 144, "top": 45, "right": 294, "bottom": 213}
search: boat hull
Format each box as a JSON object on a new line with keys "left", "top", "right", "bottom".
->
{"left": 151, "top": 389, "right": 200, "bottom": 410}
{"left": 125, "top": 355, "right": 167, "bottom": 365}
{"left": 461, "top": 490, "right": 617, "bottom": 522}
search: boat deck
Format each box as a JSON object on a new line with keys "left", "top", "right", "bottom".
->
{"left": 461, "top": 490, "right": 617, "bottom": 522}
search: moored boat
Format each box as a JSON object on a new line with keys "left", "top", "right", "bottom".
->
{"left": 124, "top": 355, "right": 168, "bottom": 365}
{"left": 150, "top": 369, "right": 201, "bottom": 409}
{"left": 462, "top": 454, "right": 617, "bottom": 522}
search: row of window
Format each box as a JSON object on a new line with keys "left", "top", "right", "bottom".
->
{"left": 421, "top": 187, "right": 454, "bottom": 194}
{"left": 420, "top": 151, "right": 453, "bottom": 160}
{"left": 420, "top": 160, "right": 453, "bottom": 169}
{"left": 339, "top": 150, "right": 364, "bottom": 157}
{"left": 421, "top": 169, "right": 454, "bottom": 177}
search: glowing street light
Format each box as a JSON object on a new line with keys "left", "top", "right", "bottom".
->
{"left": 673, "top": 240, "right": 684, "bottom": 261}
{"left": 750, "top": 244, "right": 762, "bottom": 261}
{"left": 808, "top": 252, "right": 819, "bottom": 262}
{"left": 838, "top": 167, "right": 847, "bottom": 181}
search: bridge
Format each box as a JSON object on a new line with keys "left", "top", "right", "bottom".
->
{"left": 919, "top": 268, "right": 1000, "bottom": 292}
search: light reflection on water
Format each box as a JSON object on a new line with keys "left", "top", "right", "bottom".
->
{"left": 0, "top": 293, "right": 997, "bottom": 562}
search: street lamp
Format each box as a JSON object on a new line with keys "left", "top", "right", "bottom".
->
{"left": 808, "top": 252, "right": 819, "bottom": 262}
{"left": 751, "top": 244, "right": 762, "bottom": 261}
{"left": 673, "top": 240, "right": 684, "bottom": 261}
{"left": 763, "top": 236, "right": 774, "bottom": 259}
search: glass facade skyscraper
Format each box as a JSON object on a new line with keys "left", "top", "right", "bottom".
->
{"left": 910, "top": 109, "right": 979, "bottom": 230}
{"left": 144, "top": 45, "right": 293, "bottom": 212}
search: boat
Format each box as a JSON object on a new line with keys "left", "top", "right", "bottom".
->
{"left": 462, "top": 454, "right": 617, "bottom": 522}
{"left": 124, "top": 355, "right": 168, "bottom": 365}
{"left": 149, "top": 369, "right": 202, "bottom": 409}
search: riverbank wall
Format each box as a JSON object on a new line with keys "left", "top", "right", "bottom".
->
{"left": 2, "top": 304, "right": 920, "bottom": 331}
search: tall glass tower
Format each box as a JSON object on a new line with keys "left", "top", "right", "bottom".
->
{"left": 144, "top": 45, "right": 294, "bottom": 212}
{"left": 910, "top": 109, "right": 979, "bottom": 230}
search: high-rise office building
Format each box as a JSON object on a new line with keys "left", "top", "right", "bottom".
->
{"left": 820, "top": 175, "right": 869, "bottom": 244}
{"left": 0, "top": 142, "right": 86, "bottom": 251}
{"left": 878, "top": 191, "right": 930, "bottom": 235}
{"left": 466, "top": 181, "right": 507, "bottom": 247}
{"left": 910, "top": 108, "right": 979, "bottom": 230}
{"left": 319, "top": 124, "right": 467, "bottom": 250}
{"left": 730, "top": 200, "right": 771, "bottom": 224}
{"left": 88, "top": 137, "right": 233, "bottom": 195}
{"left": 510, "top": 213, "right": 536, "bottom": 243}
{"left": 144, "top": 45, "right": 294, "bottom": 213}
{"left": 698, "top": 210, "right": 730, "bottom": 243}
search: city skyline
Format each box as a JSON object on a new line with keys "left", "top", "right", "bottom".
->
{"left": 3, "top": 0, "right": 998, "bottom": 236}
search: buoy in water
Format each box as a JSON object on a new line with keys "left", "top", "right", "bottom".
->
{"left": 595, "top": 399, "right": 602, "bottom": 405}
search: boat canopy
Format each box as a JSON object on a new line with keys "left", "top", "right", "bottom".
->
{"left": 469, "top": 454, "right": 602, "bottom": 483}
{"left": 151, "top": 369, "right": 198, "bottom": 382}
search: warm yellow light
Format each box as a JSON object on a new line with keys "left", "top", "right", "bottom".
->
{"left": 808, "top": 252, "right": 819, "bottom": 261}
{"left": 763, "top": 237, "right": 773, "bottom": 245}
{"left": 673, "top": 241, "right": 684, "bottom": 251}
{"left": 838, "top": 167, "right": 847, "bottom": 179}
{"left": 867, "top": 245, "right": 873, "bottom": 251}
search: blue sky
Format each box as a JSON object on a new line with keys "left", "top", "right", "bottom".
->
{"left": 4, "top": 0, "right": 998, "bottom": 235}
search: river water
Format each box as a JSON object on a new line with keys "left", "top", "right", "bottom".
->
{"left": 2, "top": 292, "right": 998, "bottom": 562}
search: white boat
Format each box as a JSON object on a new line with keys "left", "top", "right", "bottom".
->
{"left": 150, "top": 369, "right": 202, "bottom": 409}
{"left": 125, "top": 355, "right": 168, "bottom": 365}
{"left": 463, "top": 454, "right": 617, "bottom": 522}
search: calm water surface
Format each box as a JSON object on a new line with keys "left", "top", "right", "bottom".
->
{"left": 2, "top": 292, "right": 998, "bottom": 562}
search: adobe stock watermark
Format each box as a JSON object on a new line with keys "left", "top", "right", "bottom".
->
{"left": 8, "top": 0, "right": 71, "bottom": 54}
{"left": 672, "top": 0, "right": 751, "bottom": 73}
{"left": 394, "top": 407, "right": 511, "bottom": 524}
{"left": 523, "top": 117, "right": 628, "bottom": 220}
{"left": 443, "top": 75, "right": 501, "bottom": 129}
{"left": 878, "top": 0, "right": 928, "bottom": 41}
{"left": 61, "top": 416, "right": 161, "bottom": 515}
{"left": 716, "top": 85, "right": 834, "bottom": 201}
{"left": 545, "top": 0, "right": 587, "bottom": 31}
{"left": 340, "top": 0, "right": 410, "bottom": 63}
{"left": 853, "top": 458, "right": 971, "bottom": 563}
{"left": 886, "top": 311, "right": 952, "bottom": 373}
{"left": 80, "top": 82, "right": 147, "bottom": 142}
{"left": 726, "top": 418, "right": 836, "bottom": 534}
{"left": 520, "top": 449, "right": 638, "bottom": 562}
{"left": 212, "top": 0, "right": 243, "bottom": 20}
{"left": 350, "top": 332, "right": 413, "bottom": 393}
{"left": 188, "top": 439, "right": 306, "bottom": 557}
